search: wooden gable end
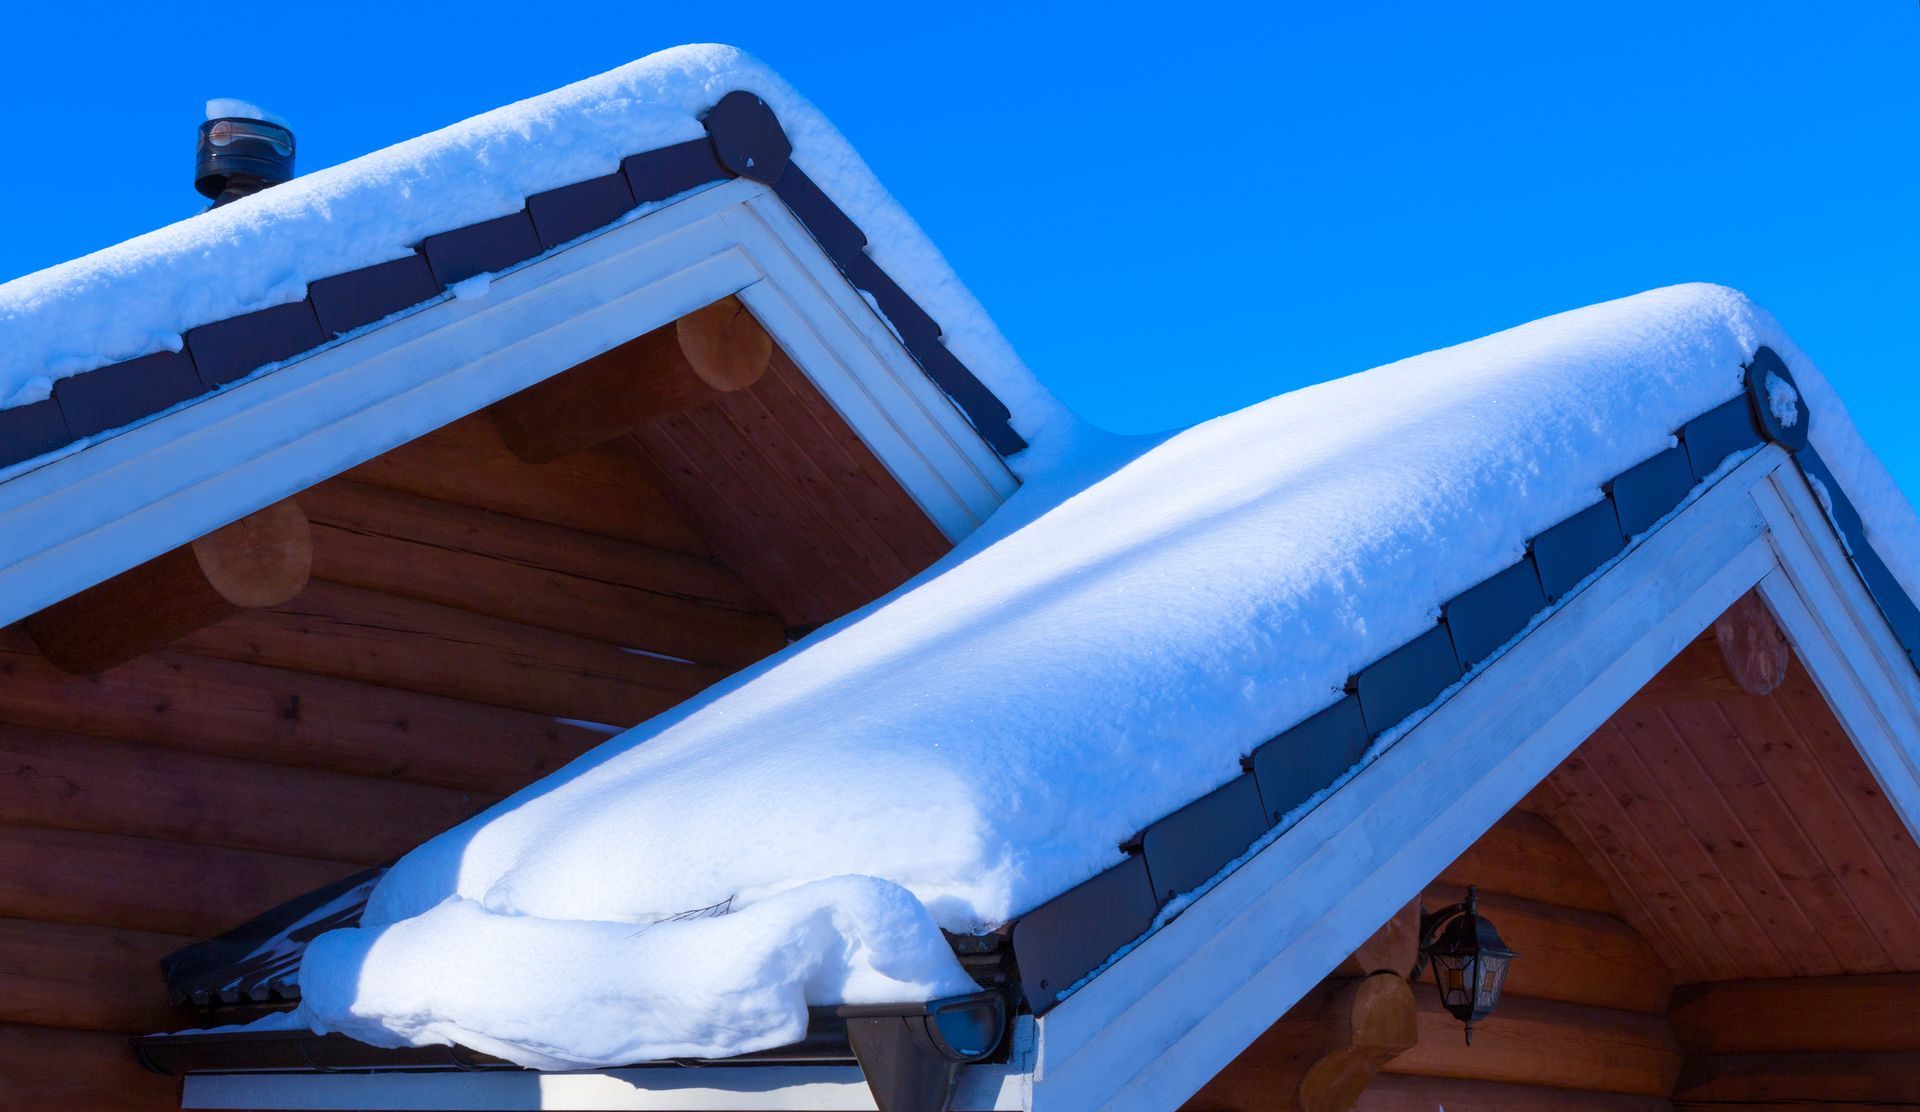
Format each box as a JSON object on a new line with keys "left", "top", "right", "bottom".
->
{"left": 1194, "top": 587, "right": 1920, "bottom": 1111}
{"left": 0, "top": 296, "right": 957, "bottom": 1108}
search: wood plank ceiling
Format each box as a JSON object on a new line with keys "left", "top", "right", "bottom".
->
{"left": 1535, "top": 630, "right": 1920, "bottom": 985}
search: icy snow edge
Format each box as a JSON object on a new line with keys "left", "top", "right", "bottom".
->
{"left": 269, "top": 283, "right": 1919, "bottom": 1068}
{"left": 0, "top": 45, "right": 1070, "bottom": 453}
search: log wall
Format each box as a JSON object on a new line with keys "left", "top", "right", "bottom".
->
{"left": 0, "top": 413, "right": 796, "bottom": 1107}
{"left": 1359, "top": 809, "right": 1683, "bottom": 1110}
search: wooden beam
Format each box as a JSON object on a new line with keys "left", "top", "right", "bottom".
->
{"left": 1711, "top": 590, "right": 1790, "bottom": 696}
{"left": 1337, "top": 901, "right": 1419, "bottom": 979}
{"left": 1438, "top": 811, "right": 1618, "bottom": 915}
{"left": 1358, "top": 1074, "right": 1671, "bottom": 1110}
{"left": 1422, "top": 884, "right": 1673, "bottom": 1015}
{"left": 489, "top": 295, "right": 772, "bottom": 463}
{"left": 1669, "top": 974, "right": 1920, "bottom": 1055}
{"left": 1674, "top": 1050, "right": 1920, "bottom": 1104}
{"left": 1185, "top": 972, "right": 1417, "bottom": 1111}
{"left": 20, "top": 499, "right": 311, "bottom": 676}
{"left": 1383, "top": 994, "right": 1683, "bottom": 1096}
{"left": 0, "top": 627, "right": 603, "bottom": 798}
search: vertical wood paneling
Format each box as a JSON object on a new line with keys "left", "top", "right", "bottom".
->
{"left": 1541, "top": 634, "right": 1920, "bottom": 985}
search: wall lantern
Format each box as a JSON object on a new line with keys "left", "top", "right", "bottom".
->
{"left": 1409, "top": 885, "right": 1517, "bottom": 1044}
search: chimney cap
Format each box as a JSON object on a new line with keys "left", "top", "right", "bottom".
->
{"left": 196, "top": 108, "right": 295, "bottom": 206}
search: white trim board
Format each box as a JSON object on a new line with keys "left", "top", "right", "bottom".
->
{"left": 0, "top": 178, "right": 1017, "bottom": 627}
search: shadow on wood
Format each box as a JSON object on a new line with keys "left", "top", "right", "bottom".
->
{"left": 488, "top": 294, "right": 771, "bottom": 463}
{"left": 21, "top": 500, "right": 312, "bottom": 675}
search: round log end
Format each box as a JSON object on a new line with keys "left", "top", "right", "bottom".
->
{"left": 192, "top": 499, "right": 313, "bottom": 609}
{"left": 677, "top": 295, "right": 772, "bottom": 392}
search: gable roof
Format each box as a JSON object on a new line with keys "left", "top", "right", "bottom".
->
{"left": 139, "top": 272, "right": 1920, "bottom": 1081}
{"left": 12, "top": 44, "right": 1919, "bottom": 1104}
{"left": 0, "top": 45, "right": 1066, "bottom": 477}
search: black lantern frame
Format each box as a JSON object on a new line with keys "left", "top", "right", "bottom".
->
{"left": 1408, "top": 885, "right": 1517, "bottom": 1044}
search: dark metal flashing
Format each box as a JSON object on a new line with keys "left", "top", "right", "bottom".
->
{"left": 420, "top": 211, "right": 544, "bottom": 287}
{"left": 703, "top": 91, "right": 793, "bottom": 184}
{"left": 621, "top": 139, "right": 729, "bottom": 204}
{"left": 1132, "top": 774, "right": 1266, "bottom": 905}
{"left": 185, "top": 300, "right": 327, "bottom": 388}
{"left": 53, "top": 349, "right": 201, "bottom": 439}
{"left": 1608, "top": 444, "right": 1693, "bottom": 537}
{"left": 3, "top": 94, "right": 1025, "bottom": 474}
{"left": 1009, "top": 853, "right": 1157, "bottom": 1013}
{"left": 0, "top": 397, "right": 70, "bottom": 468}
{"left": 1529, "top": 498, "right": 1625, "bottom": 604}
{"left": 163, "top": 868, "right": 383, "bottom": 1008}
{"left": 1351, "top": 622, "right": 1462, "bottom": 739}
{"left": 1747, "top": 346, "right": 1810, "bottom": 452}
{"left": 1245, "top": 696, "right": 1370, "bottom": 826}
{"left": 308, "top": 254, "right": 443, "bottom": 338}
{"left": 1681, "top": 394, "right": 1764, "bottom": 483}
{"left": 527, "top": 172, "right": 639, "bottom": 251}
{"left": 1444, "top": 557, "right": 1548, "bottom": 671}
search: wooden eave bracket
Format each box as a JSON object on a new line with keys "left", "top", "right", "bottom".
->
{"left": 20, "top": 498, "right": 312, "bottom": 675}
{"left": 486, "top": 294, "right": 772, "bottom": 464}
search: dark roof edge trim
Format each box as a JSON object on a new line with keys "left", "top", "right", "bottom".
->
{"left": 0, "top": 92, "right": 1025, "bottom": 472}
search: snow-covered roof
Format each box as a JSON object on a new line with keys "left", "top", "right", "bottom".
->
{"left": 275, "top": 281, "right": 1920, "bottom": 1068}
{"left": 0, "top": 44, "right": 1068, "bottom": 469}
{"left": 13, "top": 42, "right": 1917, "bottom": 1084}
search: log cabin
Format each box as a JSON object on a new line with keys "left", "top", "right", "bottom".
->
{"left": 2, "top": 44, "right": 1920, "bottom": 1112}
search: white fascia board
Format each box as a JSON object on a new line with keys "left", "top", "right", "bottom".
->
{"left": 0, "top": 179, "right": 1016, "bottom": 626}
{"left": 1753, "top": 466, "right": 1920, "bottom": 836}
{"left": 1026, "top": 447, "right": 1794, "bottom": 1112}
{"left": 182, "top": 1062, "right": 1031, "bottom": 1111}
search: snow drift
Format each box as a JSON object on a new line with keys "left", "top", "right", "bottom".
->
{"left": 286, "top": 280, "right": 1920, "bottom": 1066}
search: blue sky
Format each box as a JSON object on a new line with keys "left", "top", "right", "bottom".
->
{"left": 2, "top": 3, "right": 1915, "bottom": 499}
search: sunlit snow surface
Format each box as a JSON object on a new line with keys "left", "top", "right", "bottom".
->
{"left": 55, "top": 33, "right": 1909, "bottom": 1076}
{"left": 0, "top": 44, "right": 1071, "bottom": 447}
{"left": 285, "top": 278, "right": 1920, "bottom": 1067}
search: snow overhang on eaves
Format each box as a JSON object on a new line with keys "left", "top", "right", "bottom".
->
{"left": 0, "top": 91, "right": 1025, "bottom": 474}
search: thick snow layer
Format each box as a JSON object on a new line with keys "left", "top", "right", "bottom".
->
{"left": 284, "top": 282, "right": 1920, "bottom": 1067}
{"left": 0, "top": 45, "right": 1069, "bottom": 452}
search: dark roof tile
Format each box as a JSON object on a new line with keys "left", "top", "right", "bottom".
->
{"left": 1530, "top": 498, "right": 1625, "bottom": 603}
{"left": 309, "top": 254, "right": 441, "bottom": 337}
{"left": 1444, "top": 556, "right": 1547, "bottom": 670}
{"left": 54, "top": 349, "right": 204, "bottom": 438}
{"left": 1245, "top": 696, "right": 1369, "bottom": 825}
{"left": 0, "top": 398, "right": 71, "bottom": 468}
{"left": 1682, "top": 394, "right": 1764, "bottom": 482}
{"left": 420, "top": 211, "right": 543, "bottom": 286}
{"left": 1352, "top": 622, "right": 1460, "bottom": 737}
{"left": 1609, "top": 445, "right": 1693, "bottom": 537}
{"left": 1009, "top": 855, "right": 1157, "bottom": 1013}
{"left": 621, "top": 139, "right": 730, "bottom": 205}
{"left": 1134, "top": 774, "right": 1267, "bottom": 904}
{"left": 528, "top": 172, "right": 638, "bottom": 251}
{"left": 186, "top": 300, "right": 327, "bottom": 388}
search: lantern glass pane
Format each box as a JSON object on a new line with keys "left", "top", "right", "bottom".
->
{"left": 1434, "top": 952, "right": 1474, "bottom": 1010}
{"left": 1475, "top": 954, "right": 1511, "bottom": 1012}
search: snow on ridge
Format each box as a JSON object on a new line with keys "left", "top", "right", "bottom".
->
{"left": 284, "top": 282, "right": 1920, "bottom": 1068}
{"left": 0, "top": 44, "right": 1070, "bottom": 456}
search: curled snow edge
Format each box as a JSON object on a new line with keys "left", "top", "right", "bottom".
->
{"left": 296, "top": 876, "right": 976, "bottom": 1071}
